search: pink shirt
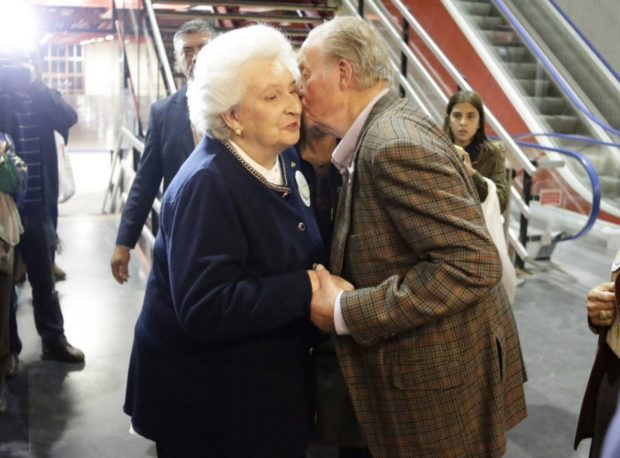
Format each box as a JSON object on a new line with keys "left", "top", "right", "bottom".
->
{"left": 331, "top": 88, "right": 389, "bottom": 335}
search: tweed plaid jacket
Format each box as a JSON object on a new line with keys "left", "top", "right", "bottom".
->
{"left": 332, "top": 91, "right": 527, "bottom": 458}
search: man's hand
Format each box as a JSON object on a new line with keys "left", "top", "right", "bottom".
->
{"left": 110, "top": 245, "right": 131, "bottom": 284}
{"left": 310, "top": 264, "right": 353, "bottom": 332}
{"left": 587, "top": 281, "right": 616, "bottom": 327}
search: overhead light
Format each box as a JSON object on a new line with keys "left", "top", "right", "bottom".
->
{"left": 0, "top": 2, "right": 37, "bottom": 53}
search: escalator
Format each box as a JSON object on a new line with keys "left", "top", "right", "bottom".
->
{"left": 340, "top": 0, "right": 609, "bottom": 262}
{"left": 439, "top": 0, "right": 620, "bottom": 221}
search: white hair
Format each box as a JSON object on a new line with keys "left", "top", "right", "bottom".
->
{"left": 308, "top": 16, "right": 392, "bottom": 89}
{"left": 188, "top": 24, "right": 300, "bottom": 140}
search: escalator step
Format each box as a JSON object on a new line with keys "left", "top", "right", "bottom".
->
{"left": 494, "top": 46, "right": 533, "bottom": 63}
{"left": 482, "top": 29, "right": 521, "bottom": 46}
{"left": 527, "top": 96, "right": 568, "bottom": 115}
{"left": 505, "top": 62, "right": 540, "bottom": 79}
{"left": 514, "top": 79, "right": 553, "bottom": 97}
{"left": 458, "top": 1, "right": 493, "bottom": 16}
{"left": 541, "top": 115, "right": 580, "bottom": 134}
{"left": 469, "top": 15, "right": 504, "bottom": 30}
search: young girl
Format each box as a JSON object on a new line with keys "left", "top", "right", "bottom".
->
{"left": 444, "top": 90, "right": 509, "bottom": 213}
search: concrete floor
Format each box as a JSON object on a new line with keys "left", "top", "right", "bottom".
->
{"left": 0, "top": 204, "right": 608, "bottom": 458}
{"left": 0, "top": 93, "right": 612, "bottom": 457}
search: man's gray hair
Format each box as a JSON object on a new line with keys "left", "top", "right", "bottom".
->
{"left": 173, "top": 18, "right": 216, "bottom": 61}
{"left": 311, "top": 16, "right": 392, "bottom": 89}
{"left": 188, "top": 24, "right": 299, "bottom": 140}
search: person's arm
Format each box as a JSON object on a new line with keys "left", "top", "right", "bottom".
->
{"left": 470, "top": 143, "right": 509, "bottom": 213}
{"left": 115, "top": 104, "right": 165, "bottom": 249}
{"left": 111, "top": 104, "right": 165, "bottom": 283}
{"left": 164, "top": 167, "right": 314, "bottom": 343}
{"left": 339, "top": 138, "right": 502, "bottom": 346}
{"left": 30, "top": 81, "right": 77, "bottom": 142}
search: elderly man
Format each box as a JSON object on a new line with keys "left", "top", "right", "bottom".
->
{"left": 110, "top": 18, "right": 215, "bottom": 284}
{"left": 299, "top": 17, "right": 527, "bottom": 458}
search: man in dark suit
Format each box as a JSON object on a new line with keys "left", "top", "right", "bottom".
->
{"left": 299, "top": 17, "right": 527, "bottom": 457}
{"left": 110, "top": 19, "right": 215, "bottom": 284}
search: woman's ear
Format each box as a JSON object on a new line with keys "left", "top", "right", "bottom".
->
{"left": 221, "top": 108, "right": 241, "bottom": 132}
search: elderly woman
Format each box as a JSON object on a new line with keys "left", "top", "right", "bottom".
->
{"left": 124, "top": 25, "right": 333, "bottom": 458}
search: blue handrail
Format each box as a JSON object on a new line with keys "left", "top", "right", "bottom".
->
{"left": 511, "top": 132, "right": 620, "bottom": 149}
{"left": 493, "top": 0, "right": 620, "bottom": 138}
{"left": 515, "top": 140, "right": 601, "bottom": 241}
{"left": 547, "top": 0, "right": 620, "bottom": 85}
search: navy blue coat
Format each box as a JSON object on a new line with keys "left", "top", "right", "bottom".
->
{"left": 124, "top": 136, "right": 325, "bottom": 457}
{"left": 116, "top": 85, "right": 194, "bottom": 248}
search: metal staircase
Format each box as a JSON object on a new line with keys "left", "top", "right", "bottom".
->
{"left": 150, "top": 1, "right": 339, "bottom": 87}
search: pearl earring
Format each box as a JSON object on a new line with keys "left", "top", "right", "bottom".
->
{"left": 235, "top": 128, "right": 242, "bottom": 137}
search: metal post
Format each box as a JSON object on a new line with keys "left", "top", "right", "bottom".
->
{"left": 399, "top": 19, "right": 409, "bottom": 97}
{"left": 516, "top": 166, "right": 534, "bottom": 269}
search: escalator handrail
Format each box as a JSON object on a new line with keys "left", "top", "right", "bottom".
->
{"left": 144, "top": 0, "right": 176, "bottom": 94}
{"left": 384, "top": 0, "right": 535, "bottom": 176}
{"left": 511, "top": 132, "right": 620, "bottom": 150}
{"left": 514, "top": 140, "right": 601, "bottom": 241}
{"left": 493, "top": 0, "right": 620, "bottom": 138}
{"left": 547, "top": 0, "right": 620, "bottom": 85}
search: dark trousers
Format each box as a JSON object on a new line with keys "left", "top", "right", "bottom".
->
{"left": 591, "top": 345, "right": 620, "bottom": 458}
{"left": 0, "top": 271, "right": 11, "bottom": 383}
{"left": 156, "top": 443, "right": 307, "bottom": 458}
{"left": 8, "top": 289, "right": 21, "bottom": 355}
{"left": 16, "top": 213, "right": 64, "bottom": 341}
{"left": 339, "top": 447, "right": 372, "bottom": 458}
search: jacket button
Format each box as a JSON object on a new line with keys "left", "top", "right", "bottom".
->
{"left": 298, "top": 222, "right": 306, "bottom": 231}
{"left": 308, "top": 346, "right": 315, "bottom": 355}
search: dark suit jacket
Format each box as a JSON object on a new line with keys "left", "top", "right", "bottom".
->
{"left": 0, "top": 81, "right": 77, "bottom": 218}
{"left": 331, "top": 92, "right": 527, "bottom": 457}
{"left": 124, "top": 137, "right": 324, "bottom": 457}
{"left": 115, "top": 85, "right": 194, "bottom": 248}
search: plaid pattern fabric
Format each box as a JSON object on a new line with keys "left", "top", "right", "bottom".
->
{"left": 13, "top": 94, "right": 43, "bottom": 212}
{"left": 331, "top": 92, "right": 527, "bottom": 458}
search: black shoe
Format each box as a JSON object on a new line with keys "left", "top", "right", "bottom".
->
{"left": 42, "top": 339, "right": 85, "bottom": 363}
{"left": 5, "top": 354, "right": 18, "bottom": 378}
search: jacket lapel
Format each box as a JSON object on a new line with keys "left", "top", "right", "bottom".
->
{"left": 329, "top": 91, "right": 400, "bottom": 275}
{"left": 172, "top": 85, "right": 195, "bottom": 158}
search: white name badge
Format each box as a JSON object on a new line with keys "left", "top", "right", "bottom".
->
{"left": 295, "top": 171, "right": 311, "bottom": 207}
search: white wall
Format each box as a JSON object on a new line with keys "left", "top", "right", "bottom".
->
{"left": 83, "top": 40, "right": 122, "bottom": 96}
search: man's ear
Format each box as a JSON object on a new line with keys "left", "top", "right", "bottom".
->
{"left": 337, "top": 58, "right": 354, "bottom": 90}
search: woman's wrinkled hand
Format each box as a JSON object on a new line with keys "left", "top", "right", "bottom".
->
{"left": 587, "top": 281, "right": 616, "bottom": 327}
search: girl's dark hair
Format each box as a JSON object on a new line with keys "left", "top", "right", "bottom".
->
{"left": 443, "top": 90, "right": 488, "bottom": 145}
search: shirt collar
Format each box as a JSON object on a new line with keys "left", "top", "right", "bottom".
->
{"left": 331, "top": 87, "right": 389, "bottom": 175}
{"left": 228, "top": 140, "right": 284, "bottom": 185}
